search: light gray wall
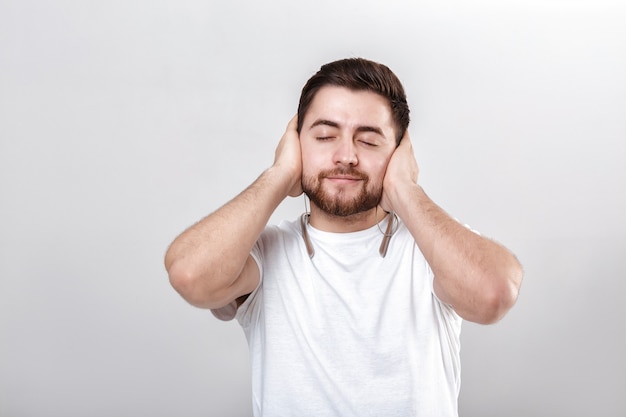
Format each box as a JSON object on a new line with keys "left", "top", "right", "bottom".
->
{"left": 1, "top": 1, "right": 624, "bottom": 416}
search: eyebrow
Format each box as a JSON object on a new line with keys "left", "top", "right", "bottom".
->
{"left": 309, "top": 119, "right": 387, "bottom": 139}
{"left": 309, "top": 119, "right": 340, "bottom": 129}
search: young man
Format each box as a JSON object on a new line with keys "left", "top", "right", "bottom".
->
{"left": 165, "top": 58, "right": 523, "bottom": 416}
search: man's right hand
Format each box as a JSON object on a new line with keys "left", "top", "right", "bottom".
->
{"left": 272, "top": 115, "right": 303, "bottom": 198}
{"left": 165, "top": 116, "right": 306, "bottom": 310}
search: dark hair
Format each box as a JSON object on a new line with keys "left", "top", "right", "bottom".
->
{"left": 297, "top": 57, "right": 410, "bottom": 144}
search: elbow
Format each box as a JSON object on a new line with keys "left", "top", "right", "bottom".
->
{"left": 167, "top": 261, "right": 202, "bottom": 306}
{"left": 166, "top": 260, "right": 223, "bottom": 309}
{"left": 477, "top": 281, "right": 520, "bottom": 325}
{"left": 476, "top": 262, "right": 523, "bottom": 325}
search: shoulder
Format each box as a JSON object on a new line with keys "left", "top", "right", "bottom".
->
{"left": 389, "top": 217, "right": 418, "bottom": 249}
{"left": 261, "top": 217, "right": 302, "bottom": 241}
{"left": 254, "top": 217, "right": 304, "bottom": 257}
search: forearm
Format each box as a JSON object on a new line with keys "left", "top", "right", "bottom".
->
{"left": 392, "top": 183, "right": 523, "bottom": 324}
{"left": 165, "top": 166, "right": 293, "bottom": 306}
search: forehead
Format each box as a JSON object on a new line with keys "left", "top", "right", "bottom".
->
{"left": 304, "top": 86, "right": 395, "bottom": 132}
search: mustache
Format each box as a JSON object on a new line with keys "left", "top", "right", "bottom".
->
{"left": 318, "top": 168, "right": 369, "bottom": 181}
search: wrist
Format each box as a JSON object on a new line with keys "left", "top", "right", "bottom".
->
{"left": 264, "top": 165, "right": 301, "bottom": 198}
{"left": 387, "top": 182, "right": 426, "bottom": 218}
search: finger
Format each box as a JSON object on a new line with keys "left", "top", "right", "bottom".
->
{"left": 287, "top": 114, "right": 298, "bottom": 130}
{"left": 399, "top": 129, "right": 411, "bottom": 146}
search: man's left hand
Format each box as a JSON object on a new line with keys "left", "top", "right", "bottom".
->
{"left": 380, "top": 131, "right": 419, "bottom": 213}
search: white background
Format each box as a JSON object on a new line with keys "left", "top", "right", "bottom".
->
{"left": 1, "top": 0, "right": 625, "bottom": 416}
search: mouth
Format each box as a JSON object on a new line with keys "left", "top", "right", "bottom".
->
{"left": 324, "top": 174, "right": 364, "bottom": 186}
{"left": 317, "top": 168, "right": 368, "bottom": 188}
{"left": 326, "top": 174, "right": 362, "bottom": 181}
{"left": 322, "top": 168, "right": 367, "bottom": 180}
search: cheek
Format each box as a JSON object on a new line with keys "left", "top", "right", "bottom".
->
{"left": 300, "top": 142, "right": 325, "bottom": 176}
{"left": 367, "top": 156, "right": 392, "bottom": 178}
{"left": 300, "top": 152, "right": 320, "bottom": 179}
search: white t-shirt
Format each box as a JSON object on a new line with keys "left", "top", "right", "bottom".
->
{"left": 236, "top": 215, "right": 462, "bottom": 417}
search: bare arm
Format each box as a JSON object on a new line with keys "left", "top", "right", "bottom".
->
{"left": 380, "top": 133, "right": 523, "bottom": 324}
{"left": 165, "top": 117, "right": 302, "bottom": 310}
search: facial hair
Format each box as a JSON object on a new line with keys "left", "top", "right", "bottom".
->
{"left": 302, "top": 167, "right": 383, "bottom": 217}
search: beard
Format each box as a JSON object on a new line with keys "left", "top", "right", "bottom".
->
{"left": 302, "top": 167, "right": 383, "bottom": 217}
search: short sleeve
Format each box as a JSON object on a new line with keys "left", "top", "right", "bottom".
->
{"left": 235, "top": 236, "right": 264, "bottom": 328}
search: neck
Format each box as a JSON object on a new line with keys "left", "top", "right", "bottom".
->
{"left": 308, "top": 204, "right": 387, "bottom": 233}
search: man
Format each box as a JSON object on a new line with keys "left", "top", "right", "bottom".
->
{"left": 165, "top": 58, "right": 523, "bottom": 416}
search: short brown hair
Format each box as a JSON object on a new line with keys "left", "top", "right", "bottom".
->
{"left": 297, "top": 58, "right": 410, "bottom": 144}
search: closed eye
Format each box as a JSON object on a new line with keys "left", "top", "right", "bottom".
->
{"left": 359, "top": 139, "right": 378, "bottom": 147}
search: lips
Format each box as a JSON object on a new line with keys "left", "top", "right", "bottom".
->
{"left": 320, "top": 169, "right": 367, "bottom": 182}
{"left": 327, "top": 175, "right": 362, "bottom": 181}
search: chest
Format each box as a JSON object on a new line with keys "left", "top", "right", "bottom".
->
{"left": 261, "top": 241, "right": 435, "bottom": 348}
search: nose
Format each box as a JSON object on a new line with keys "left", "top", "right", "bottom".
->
{"left": 333, "top": 139, "right": 358, "bottom": 166}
